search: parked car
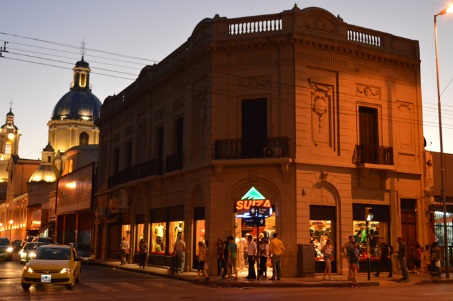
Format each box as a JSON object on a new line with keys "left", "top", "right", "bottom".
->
{"left": 19, "top": 242, "right": 47, "bottom": 264}
{"left": 21, "top": 244, "right": 81, "bottom": 290}
{"left": 70, "top": 243, "right": 95, "bottom": 261}
{"left": 0, "top": 237, "right": 13, "bottom": 261}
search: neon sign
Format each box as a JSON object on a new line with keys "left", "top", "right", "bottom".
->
{"left": 235, "top": 187, "right": 272, "bottom": 218}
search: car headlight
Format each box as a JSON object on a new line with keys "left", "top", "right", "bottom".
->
{"left": 60, "top": 267, "right": 71, "bottom": 274}
{"left": 29, "top": 252, "right": 36, "bottom": 258}
{"left": 6, "top": 247, "right": 13, "bottom": 253}
{"left": 23, "top": 266, "right": 33, "bottom": 273}
{"left": 20, "top": 250, "right": 26, "bottom": 257}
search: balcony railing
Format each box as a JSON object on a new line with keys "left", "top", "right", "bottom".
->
{"left": 108, "top": 159, "right": 162, "bottom": 188}
{"left": 215, "top": 137, "right": 290, "bottom": 160}
{"left": 166, "top": 152, "right": 184, "bottom": 173}
{"left": 354, "top": 144, "right": 394, "bottom": 165}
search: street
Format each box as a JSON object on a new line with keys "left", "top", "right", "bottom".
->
{"left": 1, "top": 256, "right": 453, "bottom": 301}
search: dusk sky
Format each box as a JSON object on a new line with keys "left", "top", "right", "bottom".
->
{"left": 1, "top": 0, "right": 453, "bottom": 159}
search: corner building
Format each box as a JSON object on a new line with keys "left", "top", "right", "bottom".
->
{"left": 95, "top": 6, "right": 425, "bottom": 276}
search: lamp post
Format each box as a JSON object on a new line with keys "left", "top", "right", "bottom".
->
{"left": 9, "top": 219, "right": 13, "bottom": 242}
{"left": 434, "top": 5, "right": 453, "bottom": 279}
{"left": 365, "top": 207, "right": 373, "bottom": 280}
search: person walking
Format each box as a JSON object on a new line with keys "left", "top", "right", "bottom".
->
{"left": 138, "top": 238, "right": 148, "bottom": 269}
{"left": 430, "top": 241, "right": 442, "bottom": 280}
{"left": 348, "top": 241, "right": 360, "bottom": 288}
{"left": 373, "top": 237, "right": 393, "bottom": 277}
{"left": 173, "top": 233, "right": 186, "bottom": 273}
{"left": 321, "top": 238, "right": 334, "bottom": 280}
{"left": 342, "top": 235, "right": 355, "bottom": 281}
{"left": 245, "top": 235, "right": 257, "bottom": 280}
{"left": 216, "top": 239, "right": 224, "bottom": 276}
{"left": 259, "top": 238, "right": 269, "bottom": 278}
{"left": 227, "top": 235, "right": 239, "bottom": 279}
{"left": 269, "top": 232, "right": 285, "bottom": 280}
{"left": 396, "top": 237, "right": 409, "bottom": 282}
{"left": 119, "top": 237, "right": 129, "bottom": 265}
{"left": 196, "top": 241, "right": 209, "bottom": 281}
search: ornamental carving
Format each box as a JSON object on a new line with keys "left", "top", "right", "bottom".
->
{"left": 356, "top": 84, "right": 380, "bottom": 98}
{"left": 238, "top": 76, "right": 270, "bottom": 90}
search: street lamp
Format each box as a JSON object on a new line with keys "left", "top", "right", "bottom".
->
{"left": 365, "top": 207, "right": 373, "bottom": 280}
{"left": 9, "top": 219, "right": 13, "bottom": 242}
{"left": 434, "top": 4, "right": 453, "bottom": 279}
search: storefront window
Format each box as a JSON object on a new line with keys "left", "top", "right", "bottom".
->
{"left": 135, "top": 223, "right": 144, "bottom": 252}
{"left": 169, "top": 221, "right": 184, "bottom": 254}
{"left": 310, "top": 220, "right": 334, "bottom": 260}
{"left": 121, "top": 224, "right": 131, "bottom": 254}
{"left": 352, "top": 220, "right": 388, "bottom": 258}
{"left": 194, "top": 220, "right": 205, "bottom": 256}
{"left": 152, "top": 222, "right": 165, "bottom": 254}
{"left": 433, "top": 212, "right": 453, "bottom": 247}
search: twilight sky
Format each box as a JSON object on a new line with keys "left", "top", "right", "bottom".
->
{"left": 1, "top": 0, "right": 453, "bottom": 159}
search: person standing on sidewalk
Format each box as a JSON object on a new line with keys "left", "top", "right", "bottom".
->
{"left": 138, "top": 238, "right": 148, "bottom": 269}
{"left": 430, "top": 241, "right": 442, "bottom": 280}
{"left": 119, "top": 237, "right": 129, "bottom": 265}
{"left": 196, "top": 241, "right": 209, "bottom": 281}
{"left": 342, "top": 235, "right": 355, "bottom": 280}
{"left": 348, "top": 241, "right": 360, "bottom": 288}
{"left": 321, "top": 238, "right": 334, "bottom": 281}
{"left": 227, "top": 235, "right": 239, "bottom": 279}
{"left": 373, "top": 237, "right": 393, "bottom": 278}
{"left": 269, "top": 232, "right": 285, "bottom": 280}
{"left": 396, "top": 237, "right": 409, "bottom": 282}
{"left": 259, "top": 238, "right": 269, "bottom": 278}
{"left": 174, "top": 234, "right": 186, "bottom": 273}
{"left": 245, "top": 235, "right": 257, "bottom": 280}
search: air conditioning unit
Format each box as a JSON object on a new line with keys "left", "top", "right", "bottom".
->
{"left": 263, "top": 146, "right": 282, "bottom": 158}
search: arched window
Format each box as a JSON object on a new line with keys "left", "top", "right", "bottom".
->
{"left": 79, "top": 132, "right": 89, "bottom": 145}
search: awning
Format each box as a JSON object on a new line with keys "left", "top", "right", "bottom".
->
{"left": 39, "top": 222, "right": 55, "bottom": 233}
{"left": 428, "top": 204, "right": 453, "bottom": 213}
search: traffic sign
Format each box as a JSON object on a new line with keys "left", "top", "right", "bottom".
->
{"left": 245, "top": 217, "right": 266, "bottom": 227}
{"left": 249, "top": 206, "right": 270, "bottom": 217}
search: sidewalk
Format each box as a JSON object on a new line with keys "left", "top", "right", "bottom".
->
{"left": 89, "top": 260, "right": 452, "bottom": 288}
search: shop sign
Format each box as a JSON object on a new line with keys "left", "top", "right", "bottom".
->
{"left": 235, "top": 187, "right": 272, "bottom": 218}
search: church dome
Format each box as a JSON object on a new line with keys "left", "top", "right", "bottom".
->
{"left": 29, "top": 164, "right": 59, "bottom": 182}
{"left": 50, "top": 58, "right": 102, "bottom": 121}
{"left": 51, "top": 90, "right": 101, "bottom": 121}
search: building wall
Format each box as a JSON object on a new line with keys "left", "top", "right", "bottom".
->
{"left": 95, "top": 6, "right": 425, "bottom": 276}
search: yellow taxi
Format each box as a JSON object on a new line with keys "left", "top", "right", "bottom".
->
{"left": 21, "top": 244, "right": 81, "bottom": 290}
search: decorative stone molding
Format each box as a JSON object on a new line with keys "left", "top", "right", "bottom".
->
{"left": 238, "top": 76, "right": 270, "bottom": 90}
{"left": 356, "top": 84, "right": 380, "bottom": 98}
{"left": 214, "top": 164, "right": 223, "bottom": 182}
{"left": 280, "top": 162, "right": 290, "bottom": 183}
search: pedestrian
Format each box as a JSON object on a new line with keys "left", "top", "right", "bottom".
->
{"left": 348, "top": 241, "right": 360, "bottom": 288}
{"left": 227, "top": 235, "right": 239, "bottom": 279}
{"left": 430, "top": 241, "right": 442, "bottom": 280}
{"left": 342, "top": 235, "right": 355, "bottom": 281}
{"left": 119, "top": 237, "right": 129, "bottom": 265}
{"left": 245, "top": 235, "right": 257, "bottom": 280}
{"left": 373, "top": 237, "right": 393, "bottom": 277}
{"left": 138, "top": 238, "right": 148, "bottom": 269}
{"left": 216, "top": 239, "right": 224, "bottom": 276}
{"left": 173, "top": 233, "right": 186, "bottom": 273}
{"left": 196, "top": 241, "right": 209, "bottom": 281}
{"left": 259, "top": 238, "right": 269, "bottom": 278}
{"left": 396, "top": 237, "right": 409, "bottom": 282}
{"left": 413, "top": 242, "right": 422, "bottom": 274}
{"left": 321, "top": 238, "right": 334, "bottom": 280}
{"left": 269, "top": 232, "right": 285, "bottom": 280}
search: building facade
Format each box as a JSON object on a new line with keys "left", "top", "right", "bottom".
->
{"left": 95, "top": 6, "right": 426, "bottom": 276}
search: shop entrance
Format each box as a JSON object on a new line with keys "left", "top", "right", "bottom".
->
{"left": 310, "top": 205, "right": 336, "bottom": 273}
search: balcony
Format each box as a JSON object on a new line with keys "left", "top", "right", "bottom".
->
{"left": 354, "top": 144, "right": 394, "bottom": 165}
{"left": 108, "top": 159, "right": 162, "bottom": 188}
{"left": 166, "top": 152, "right": 184, "bottom": 173}
{"left": 215, "top": 137, "right": 290, "bottom": 160}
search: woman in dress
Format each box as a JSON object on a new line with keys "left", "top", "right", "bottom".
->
{"left": 196, "top": 241, "right": 209, "bottom": 281}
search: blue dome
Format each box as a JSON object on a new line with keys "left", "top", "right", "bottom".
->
{"left": 51, "top": 90, "right": 102, "bottom": 121}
